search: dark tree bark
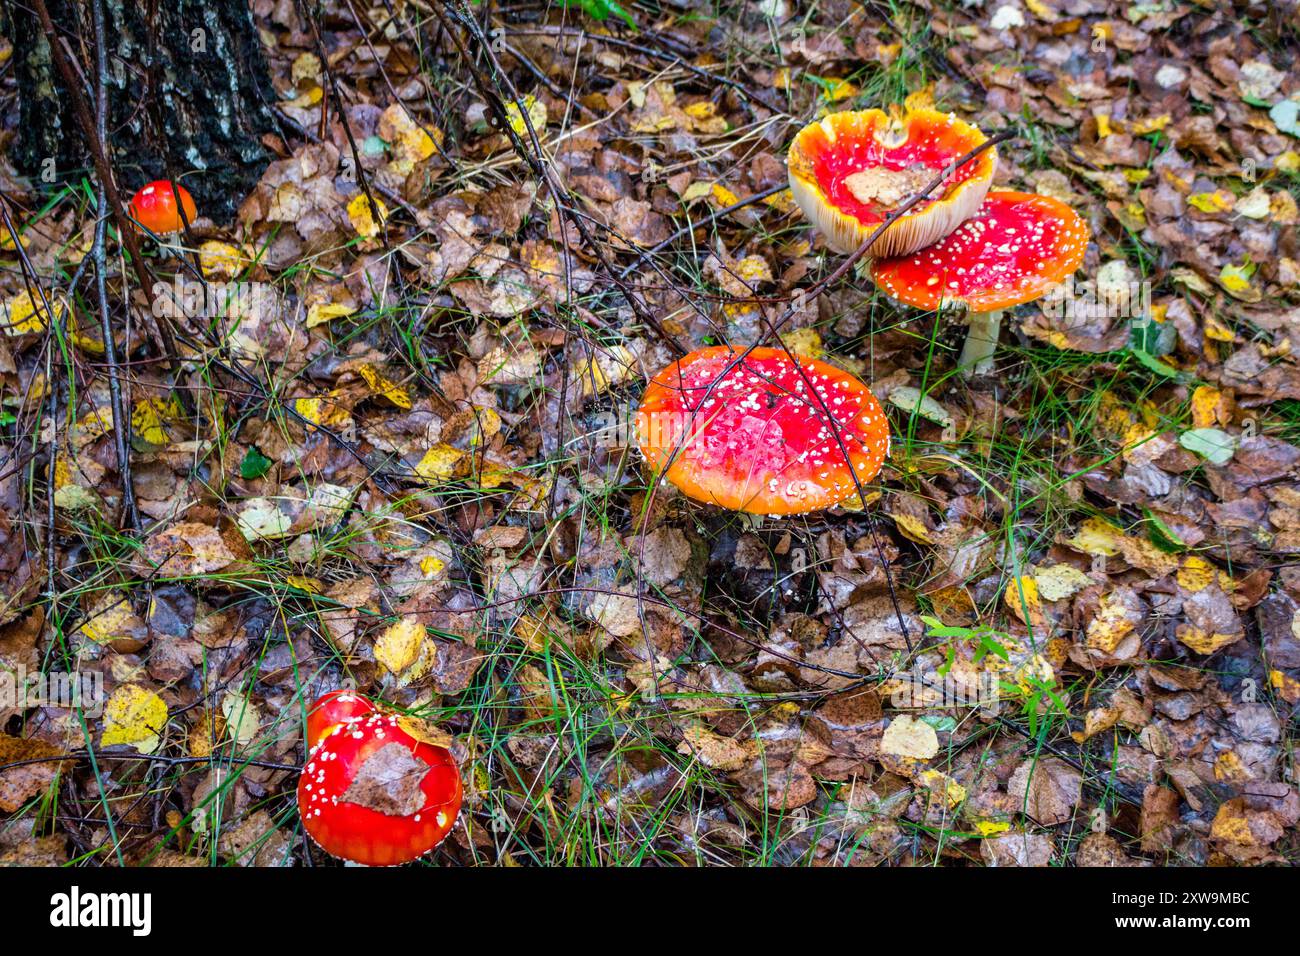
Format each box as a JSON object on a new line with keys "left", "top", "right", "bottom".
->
{"left": 6, "top": 0, "right": 276, "bottom": 220}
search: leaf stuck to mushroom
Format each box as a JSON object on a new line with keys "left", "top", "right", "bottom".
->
{"left": 636, "top": 345, "right": 890, "bottom": 515}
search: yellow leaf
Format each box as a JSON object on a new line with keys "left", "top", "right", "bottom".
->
{"left": 903, "top": 88, "right": 935, "bottom": 111}
{"left": 821, "top": 78, "right": 858, "bottom": 102}
{"left": 1087, "top": 592, "right": 1139, "bottom": 653}
{"left": 373, "top": 618, "right": 435, "bottom": 681}
{"left": 780, "top": 327, "right": 823, "bottom": 358}
{"left": 286, "top": 575, "right": 323, "bottom": 593}
{"left": 379, "top": 104, "right": 441, "bottom": 172}
{"left": 890, "top": 511, "right": 933, "bottom": 545}
{"left": 976, "top": 820, "right": 1011, "bottom": 837}
{"left": 505, "top": 94, "right": 547, "bottom": 138}
{"left": 305, "top": 302, "right": 356, "bottom": 329}
{"left": 79, "top": 592, "right": 144, "bottom": 646}
{"left": 1065, "top": 517, "right": 1122, "bottom": 556}
{"left": 131, "top": 396, "right": 180, "bottom": 449}
{"left": 1004, "top": 575, "right": 1043, "bottom": 625}
{"left": 2, "top": 290, "right": 62, "bottom": 337}
{"left": 295, "top": 393, "right": 352, "bottom": 432}
{"left": 1270, "top": 669, "right": 1300, "bottom": 704}
{"left": 1176, "top": 556, "right": 1214, "bottom": 593}
{"left": 735, "top": 255, "right": 773, "bottom": 285}
{"left": 395, "top": 715, "right": 452, "bottom": 749}
{"left": 102, "top": 684, "right": 168, "bottom": 753}
{"left": 1095, "top": 114, "right": 1114, "bottom": 138}
{"left": 1130, "top": 114, "right": 1170, "bottom": 135}
{"left": 73, "top": 406, "right": 115, "bottom": 448}
{"left": 199, "top": 241, "right": 247, "bottom": 280}
{"left": 414, "top": 443, "right": 465, "bottom": 482}
{"left": 881, "top": 715, "right": 939, "bottom": 760}
{"left": 1177, "top": 623, "right": 1242, "bottom": 655}
{"left": 1187, "top": 190, "right": 1234, "bottom": 213}
{"left": 374, "top": 618, "right": 425, "bottom": 674}
{"left": 1277, "top": 151, "right": 1300, "bottom": 173}
{"left": 347, "top": 193, "right": 387, "bottom": 239}
{"left": 358, "top": 363, "right": 412, "bottom": 409}
{"left": 1033, "top": 564, "right": 1092, "bottom": 601}
{"left": 1204, "top": 313, "right": 1235, "bottom": 342}
{"left": 710, "top": 183, "right": 740, "bottom": 207}
{"left": 1190, "top": 385, "right": 1227, "bottom": 429}
{"left": 1218, "top": 261, "right": 1255, "bottom": 296}
{"left": 918, "top": 769, "right": 967, "bottom": 808}
{"left": 763, "top": 188, "right": 797, "bottom": 214}
{"left": 683, "top": 100, "right": 727, "bottom": 134}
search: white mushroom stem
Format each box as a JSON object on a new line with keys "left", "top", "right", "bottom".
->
{"left": 959, "top": 309, "right": 1004, "bottom": 377}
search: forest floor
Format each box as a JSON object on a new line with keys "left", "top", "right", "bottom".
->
{"left": 0, "top": 0, "right": 1298, "bottom": 867}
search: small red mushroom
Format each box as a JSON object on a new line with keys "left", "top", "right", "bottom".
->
{"left": 636, "top": 345, "right": 890, "bottom": 515}
{"left": 787, "top": 107, "right": 996, "bottom": 258}
{"left": 128, "top": 180, "right": 197, "bottom": 235}
{"left": 298, "top": 693, "right": 462, "bottom": 866}
{"left": 871, "top": 190, "right": 1089, "bottom": 377}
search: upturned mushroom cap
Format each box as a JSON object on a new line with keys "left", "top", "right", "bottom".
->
{"left": 636, "top": 345, "right": 890, "bottom": 515}
{"left": 298, "top": 704, "right": 462, "bottom": 866}
{"left": 871, "top": 190, "right": 1089, "bottom": 312}
{"left": 128, "top": 180, "right": 197, "bottom": 235}
{"left": 787, "top": 108, "right": 996, "bottom": 258}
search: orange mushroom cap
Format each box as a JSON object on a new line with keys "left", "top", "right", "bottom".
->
{"left": 871, "top": 190, "right": 1090, "bottom": 312}
{"left": 128, "top": 180, "right": 197, "bottom": 235}
{"left": 298, "top": 697, "right": 462, "bottom": 867}
{"left": 636, "top": 345, "right": 890, "bottom": 515}
{"left": 787, "top": 108, "right": 996, "bottom": 258}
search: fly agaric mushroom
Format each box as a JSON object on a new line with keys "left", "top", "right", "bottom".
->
{"left": 787, "top": 107, "right": 996, "bottom": 258}
{"left": 636, "top": 345, "right": 890, "bottom": 515}
{"left": 128, "top": 180, "right": 197, "bottom": 235}
{"left": 298, "top": 693, "right": 462, "bottom": 866}
{"left": 872, "top": 190, "right": 1089, "bottom": 377}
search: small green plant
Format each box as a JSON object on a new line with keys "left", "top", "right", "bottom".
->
{"left": 1004, "top": 674, "right": 1070, "bottom": 740}
{"left": 920, "top": 616, "right": 1010, "bottom": 676}
{"left": 566, "top": 0, "right": 636, "bottom": 28}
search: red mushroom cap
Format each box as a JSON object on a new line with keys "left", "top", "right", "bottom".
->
{"left": 128, "top": 180, "right": 197, "bottom": 235}
{"left": 305, "top": 690, "right": 376, "bottom": 750}
{"left": 298, "top": 706, "right": 462, "bottom": 866}
{"left": 787, "top": 108, "right": 996, "bottom": 257}
{"left": 636, "top": 345, "right": 890, "bottom": 515}
{"left": 871, "top": 190, "right": 1090, "bottom": 312}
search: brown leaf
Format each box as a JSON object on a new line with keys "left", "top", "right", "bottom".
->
{"left": 135, "top": 522, "right": 237, "bottom": 578}
{"left": 1007, "top": 757, "right": 1082, "bottom": 826}
{"left": 1139, "top": 785, "right": 1182, "bottom": 854}
{"left": 980, "top": 830, "right": 1056, "bottom": 867}
{"left": 341, "top": 743, "right": 429, "bottom": 817}
{"left": 0, "top": 734, "right": 67, "bottom": 812}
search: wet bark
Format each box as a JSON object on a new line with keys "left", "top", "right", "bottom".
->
{"left": 6, "top": 0, "right": 276, "bottom": 220}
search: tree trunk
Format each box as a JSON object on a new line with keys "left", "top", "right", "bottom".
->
{"left": 6, "top": 0, "right": 276, "bottom": 220}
